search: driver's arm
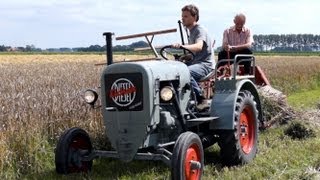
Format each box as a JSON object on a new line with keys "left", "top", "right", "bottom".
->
{"left": 182, "top": 40, "right": 203, "bottom": 53}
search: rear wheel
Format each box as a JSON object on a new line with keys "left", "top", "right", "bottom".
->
{"left": 55, "top": 127, "right": 93, "bottom": 174}
{"left": 171, "top": 132, "right": 204, "bottom": 180}
{"left": 218, "top": 90, "right": 259, "bottom": 165}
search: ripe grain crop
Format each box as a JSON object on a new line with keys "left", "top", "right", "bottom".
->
{"left": 256, "top": 56, "right": 320, "bottom": 94}
{"left": 0, "top": 54, "right": 152, "bottom": 178}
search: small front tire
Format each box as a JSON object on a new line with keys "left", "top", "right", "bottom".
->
{"left": 55, "top": 127, "right": 93, "bottom": 174}
{"left": 171, "top": 131, "right": 204, "bottom": 180}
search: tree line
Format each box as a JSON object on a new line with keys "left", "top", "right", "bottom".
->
{"left": 1, "top": 34, "right": 319, "bottom": 52}
{"left": 252, "top": 34, "right": 320, "bottom": 52}
{"left": 0, "top": 41, "right": 149, "bottom": 53}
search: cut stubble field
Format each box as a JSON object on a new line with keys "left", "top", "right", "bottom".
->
{"left": 0, "top": 54, "right": 320, "bottom": 179}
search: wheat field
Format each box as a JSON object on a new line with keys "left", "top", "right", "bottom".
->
{"left": 0, "top": 54, "right": 320, "bottom": 178}
{"left": 256, "top": 56, "right": 320, "bottom": 94}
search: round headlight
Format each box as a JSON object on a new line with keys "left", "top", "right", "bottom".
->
{"left": 84, "top": 89, "right": 98, "bottom": 104}
{"left": 160, "top": 86, "right": 174, "bottom": 102}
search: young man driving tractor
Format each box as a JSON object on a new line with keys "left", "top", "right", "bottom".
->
{"left": 172, "top": 4, "right": 214, "bottom": 108}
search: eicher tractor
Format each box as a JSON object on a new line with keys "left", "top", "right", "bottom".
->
{"left": 55, "top": 23, "right": 270, "bottom": 179}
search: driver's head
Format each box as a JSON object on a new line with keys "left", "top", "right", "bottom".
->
{"left": 181, "top": 4, "right": 199, "bottom": 28}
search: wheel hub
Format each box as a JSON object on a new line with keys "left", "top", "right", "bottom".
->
{"left": 70, "top": 148, "right": 82, "bottom": 167}
{"left": 185, "top": 145, "right": 201, "bottom": 180}
{"left": 68, "top": 137, "right": 91, "bottom": 172}
{"left": 190, "top": 160, "right": 201, "bottom": 170}
{"left": 240, "top": 124, "right": 247, "bottom": 135}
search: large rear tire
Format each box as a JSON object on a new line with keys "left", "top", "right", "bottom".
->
{"left": 218, "top": 90, "right": 259, "bottom": 165}
{"left": 55, "top": 127, "right": 93, "bottom": 174}
{"left": 171, "top": 132, "right": 204, "bottom": 180}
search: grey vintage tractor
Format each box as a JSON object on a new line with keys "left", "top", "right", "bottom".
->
{"left": 55, "top": 27, "right": 267, "bottom": 179}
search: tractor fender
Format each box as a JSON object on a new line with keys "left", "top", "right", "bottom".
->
{"left": 210, "top": 79, "right": 263, "bottom": 130}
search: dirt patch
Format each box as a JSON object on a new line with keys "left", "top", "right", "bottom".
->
{"left": 284, "top": 121, "right": 316, "bottom": 139}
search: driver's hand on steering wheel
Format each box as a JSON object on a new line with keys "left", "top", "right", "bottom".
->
{"left": 171, "top": 43, "right": 183, "bottom": 49}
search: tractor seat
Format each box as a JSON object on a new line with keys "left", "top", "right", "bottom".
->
{"left": 200, "top": 70, "right": 215, "bottom": 82}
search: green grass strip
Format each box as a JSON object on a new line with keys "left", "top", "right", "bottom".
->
{"left": 288, "top": 87, "right": 320, "bottom": 109}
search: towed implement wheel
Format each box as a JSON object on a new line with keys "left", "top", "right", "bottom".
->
{"left": 171, "top": 132, "right": 204, "bottom": 180}
{"left": 55, "top": 127, "right": 93, "bottom": 174}
{"left": 218, "top": 90, "right": 259, "bottom": 165}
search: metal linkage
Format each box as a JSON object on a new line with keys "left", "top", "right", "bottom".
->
{"left": 81, "top": 149, "right": 172, "bottom": 167}
{"left": 115, "top": 28, "right": 177, "bottom": 59}
{"left": 215, "top": 54, "right": 255, "bottom": 81}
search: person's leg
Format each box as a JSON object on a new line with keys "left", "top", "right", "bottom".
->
{"left": 217, "top": 50, "right": 228, "bottom": 68}
{"left": 218, "top": 50, "right": 238, "bottom": 68}
{"left": 218, "top": 50, "right": 228, "bottom": 60}
{"left": 238, "top": 48, "right": 253, "bottom": 54}
{"left": 188, "top": 64, "right": 208, "bottom": 102}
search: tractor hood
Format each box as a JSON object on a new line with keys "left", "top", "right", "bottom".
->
{"left": 101, "top": 60, "right": 190, "bottom": 162}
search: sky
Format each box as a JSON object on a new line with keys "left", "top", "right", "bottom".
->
{"left": 1, "top": 0, "right": 320, "bottom": 49}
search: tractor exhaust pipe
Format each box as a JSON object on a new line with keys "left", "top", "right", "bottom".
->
{"left": 103, "top": 32, "right": 114, "bottom": 65}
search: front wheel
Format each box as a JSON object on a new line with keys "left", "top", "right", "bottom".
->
{"left": 171, "top": 131, "right": 204, "bottom": 180}
{"left": 55, "top": 127, "right": 93, "bottom": 174}
{"left": 218, "top": 90, "right": 259, "bottom": 165}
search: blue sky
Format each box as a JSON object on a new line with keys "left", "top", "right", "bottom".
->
{"left": 1, "top": 0, "right": 320, "bottom": 48}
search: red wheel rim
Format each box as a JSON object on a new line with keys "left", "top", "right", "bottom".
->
{"left": 184, "top": 144, "right": 201, "bottom": 180}
{"left": 68, "top": 136, "right": 91, "bottom": 172}
{"left": 239, "top": 105, "right": 255, "bottom": 154}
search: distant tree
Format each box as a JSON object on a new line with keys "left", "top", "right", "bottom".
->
{"left": 130, "top": 41, "right": 148, "bottom": 48}
{"left": 112, "top": 41, "right": 148, "bottom": 52}
{"left": 72, "top": 47, "right": 81, "bottom": 52}
{"left": 46, "top": 48, "right": 59, "bottom": 52}
{"left": 88, "top": 45, "right": 103, "bottom": 52}
{"left": 0, "top": 45, "right": 7, "bottom": 52}
{"left": 113, "top": 45, "right": 131, "bottom": 51}
{"left": 59, "top": 48, "right": 72, "bottom": 52}
{"left": 252, "top": 34, "right": 320, "bottom": 52}
{"left": 17, "top": 47, "right": 25, "bottom": 51}
{"left": 25, "top": 44, "right": 36, "bottom": 51}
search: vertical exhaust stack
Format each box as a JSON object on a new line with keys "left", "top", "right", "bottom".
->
{"left": 103, "top": 32, "right": 114, "bottom": 65}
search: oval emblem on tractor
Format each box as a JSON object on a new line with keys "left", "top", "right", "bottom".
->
{"left": 109, "top": 78, "right": 137, "bottom": 107}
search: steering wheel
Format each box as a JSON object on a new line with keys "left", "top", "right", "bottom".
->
{"left": 159, "top": 45, "right": 195, "bottom": 61}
